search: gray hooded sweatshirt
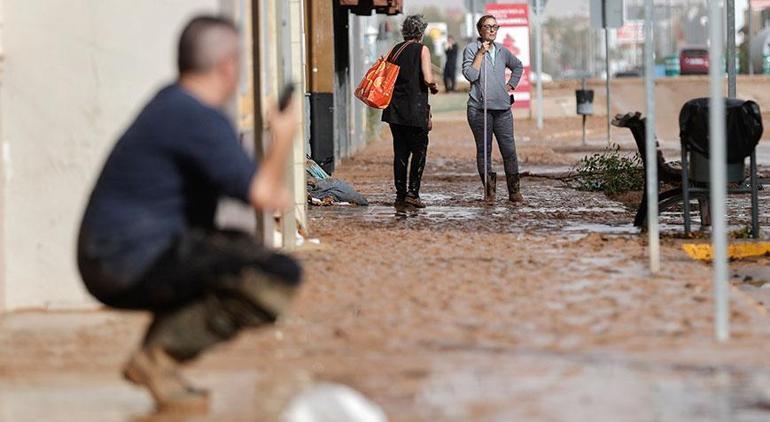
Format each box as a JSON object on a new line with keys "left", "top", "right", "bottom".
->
{"left": 462, "top": 40, "right": 524, "bottom": 111}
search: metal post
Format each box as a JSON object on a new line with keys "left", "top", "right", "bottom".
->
{"left": 581, "top": 78, "right": 587, "bottom": 145}
{"left": 748, "top": 3, "right": 754, "bottom": 76}
{"left": 668, "top": 0, "right": 674, "bottom": 56}
{"left": 727, "top": 0, "right": 737, "bottom": 98}
{"left": 709, "top": 0, "right": 730, "bottom": 342}
{"left": 253, "top": 0, "right": 275, "bottom": 246}
{"left": 535, "top": 0, "right": 544, "bottom": 130}
{"left": 483, "top": 52, "right": 488, "bottom": 200}
{"left": 589, "top": 27, "right": 595, "bottom": 76}
{"left": 644, "top": 0, "right": 659, "bottom": 273}
{"left": 604, "top": 0, "right": 612, "bottom": 144}
{"left": 682, "top": 142, "right": 691, "bottom": 235}
{"left": 751, "top": 150, "right": 759, "bottom": 238}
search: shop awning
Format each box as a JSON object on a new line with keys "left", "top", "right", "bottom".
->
{"left": 339, "top": 0, "right": 403, "bottom": 16}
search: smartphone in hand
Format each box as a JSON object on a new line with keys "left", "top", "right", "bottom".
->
{"left": 278, "top": 82, "right": 296, "bottom": 112}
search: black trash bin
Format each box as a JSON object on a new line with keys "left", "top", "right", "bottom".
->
{"left": 576, "top": 87, "right": 594, "bottom": 144}
{"left": 679, "top": 97, "right": 763, "bottom": 165}
{"left": 575, "top": 89, "right": 594, "bottom": 116}
{"left": 678, "top": 97, "right": 764, "bottom": 236}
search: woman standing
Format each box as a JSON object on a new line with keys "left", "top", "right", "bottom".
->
{"left": 461, "top": 15, "right": 524, "bottom": 203}
{"left": 443, "top": 35, "right": 459, "bottom": 92}
{"left": 382, "top": 14, "right": 438, "bottom": 209}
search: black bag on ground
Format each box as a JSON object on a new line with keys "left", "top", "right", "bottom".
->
{"left": 679, "top": 97, "right": 763, "bottom": 164}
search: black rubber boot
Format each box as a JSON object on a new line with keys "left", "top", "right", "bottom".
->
{"left": 506, "top": 173, "right": 523, "bottom": 202}
{"left": 394, "top": 193, "right": 407, "bottom": 210}
{"left": 405, "top": 192, "right": 426, "bottom": 208}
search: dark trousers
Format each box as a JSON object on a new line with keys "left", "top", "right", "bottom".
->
{"left": 467, "top": 106, "right": 519, "bottom": 182}
{"left": 79, "top": 229, "right": 302, "bottom": 361}
{"left": 389, "top": 123, "right": 429, "bottom": 199}
{"left": 443, "top": 68, "right": 456, "bottom": 92}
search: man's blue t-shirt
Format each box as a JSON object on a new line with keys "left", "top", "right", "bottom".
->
{"left": 79, "top": 84, "right": 256, "bottom": 287}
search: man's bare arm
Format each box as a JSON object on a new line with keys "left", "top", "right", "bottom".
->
{"left": 248, "top": 100, "right": 300, "bottom": 211}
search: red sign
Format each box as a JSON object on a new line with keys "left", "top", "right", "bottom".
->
{"left": 750, "top": 0, "right": 770, "bottom": 10}
{"left": 616, "top": 21, "right": 644, "bottom": 45}
{"left": 485, "top": 3, "right": 531, "bottom": 109}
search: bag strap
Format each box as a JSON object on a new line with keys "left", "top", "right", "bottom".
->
{"left": 387, "top": 40, "right": 418, "bottom": 63}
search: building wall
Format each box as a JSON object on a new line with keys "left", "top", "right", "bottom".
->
{"left": 0, "top": 0, "right": 219, "bottom": 310}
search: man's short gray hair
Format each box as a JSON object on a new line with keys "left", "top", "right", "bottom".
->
{"left": 401, "top": 15, "right": 427, "bottom": 41}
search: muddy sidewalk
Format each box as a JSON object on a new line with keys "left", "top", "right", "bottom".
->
{"left": 3, "top": 110, "right": 770, "bottom": 421}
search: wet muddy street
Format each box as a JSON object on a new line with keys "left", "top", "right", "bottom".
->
{"left": 4, "top": 106, "right": 770, "bottom": 421}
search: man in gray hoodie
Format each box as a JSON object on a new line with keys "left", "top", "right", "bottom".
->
{"left": 462, "top": 15, "right": 524, "bottom": 202}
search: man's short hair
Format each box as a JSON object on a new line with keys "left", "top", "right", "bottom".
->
{"left": 476, "top": 15, "right": 497, "bottom": 33}
{"left": 178, "top": 16, "right": 238, "bottom": 75}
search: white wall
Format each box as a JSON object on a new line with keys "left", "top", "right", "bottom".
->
{"left": 0, "top": 0, "right": 219, "bottom": 310}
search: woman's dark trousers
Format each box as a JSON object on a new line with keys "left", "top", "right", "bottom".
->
{"left": 389, "top": 123, "right": 429, "bottom": 200}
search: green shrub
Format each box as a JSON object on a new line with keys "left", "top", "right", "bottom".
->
{"left": 569, "top": 145, "right": 645, "bottom": 194}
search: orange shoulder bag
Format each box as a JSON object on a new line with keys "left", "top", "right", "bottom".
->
{"left": 354, "top": 41, "right": 415, "bottom": 109}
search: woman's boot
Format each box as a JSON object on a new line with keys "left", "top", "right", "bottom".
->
{"left": 506, "top": 173, "right": 523, "bottom": 202}
{"left": 484, "top": 172, "right": 496, "bottom": 203}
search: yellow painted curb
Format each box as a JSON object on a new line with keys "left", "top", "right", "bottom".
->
{"left": 683, "top": 242, "right": 770, "bottom": 261}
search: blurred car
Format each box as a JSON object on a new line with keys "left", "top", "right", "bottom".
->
{"left": 679, "top": 47, "right": 709, "bottom": 75}
{"left": 614, "top": 69, "right": 642, "bottom": 78}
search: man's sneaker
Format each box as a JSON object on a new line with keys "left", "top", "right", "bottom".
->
{"left": 122, "top": 347, "right": 210, "bottom": 413}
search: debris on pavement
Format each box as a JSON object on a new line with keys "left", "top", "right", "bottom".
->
{"left": 282, "top": 383, "right": 387, "bottom": 422}
{"left": 306, "top": 157, "right": 368, "bottom": 206}
{"left": 683, "top": 241, "right": 770, "bottom": 261}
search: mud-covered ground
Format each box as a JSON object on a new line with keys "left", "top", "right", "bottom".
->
{"left": 4, "top": 97, "right": 770, "bottom": 421}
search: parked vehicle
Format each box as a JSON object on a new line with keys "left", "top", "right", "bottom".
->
{"left": 615, "top": 68, "right": 642, "bottom": 78}
{"left": 679, "top": 47, "right": 709, "bottom": 75}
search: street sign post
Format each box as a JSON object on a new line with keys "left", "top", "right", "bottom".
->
{"left": 709, "top": 0, "right": 730, "bottom": 342}
{"left": 530, "top": 0, "right": 548, "bottom": 14}
{"left": 727, "top": 0, "right": 736, "bottom": 98}
{"left": 643, "top": 0, "right": 659, "bottom": 273}
{"left": 591, "top": 0, "right": 624, "bottom": 144}
{"left": 591, "top": 0, "right": 624, "bottom": 29}
{"left": 534, "top": 0, "right": 543, "bottom": 129}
